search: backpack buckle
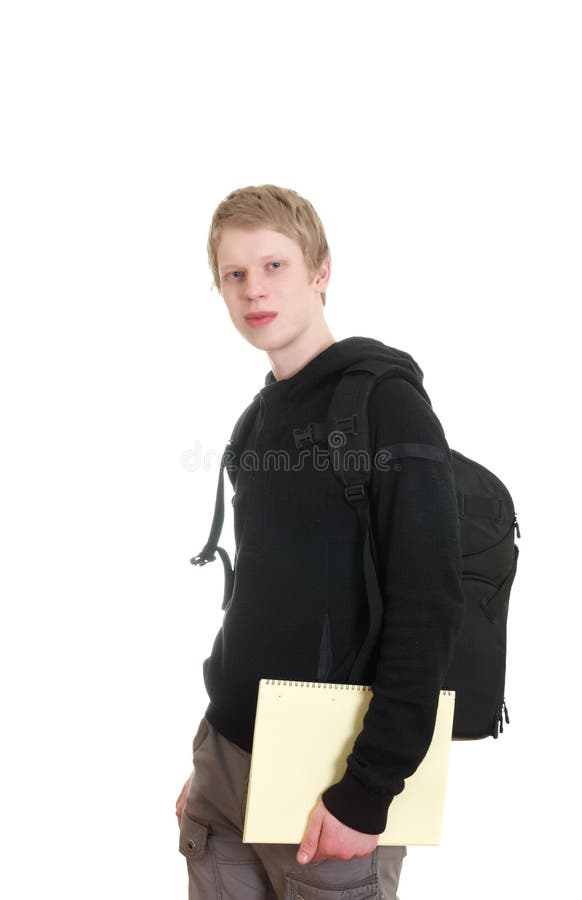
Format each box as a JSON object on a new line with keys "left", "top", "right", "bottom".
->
{"left": 293, "top": 424, "right": 314, "bottom": 449}
{"left": 344, "top": 483, "right": 367, "bottom": 503}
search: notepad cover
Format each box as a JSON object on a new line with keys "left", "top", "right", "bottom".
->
{"left": 242, "top": 680, "right": 455, "bottom": 846}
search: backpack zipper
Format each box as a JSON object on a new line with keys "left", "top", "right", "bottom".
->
{"left": 513, "top": 514, "right": 521, "bottom": 539}
{"left": 493, "top": 696, "right": 510, "bottom": 737}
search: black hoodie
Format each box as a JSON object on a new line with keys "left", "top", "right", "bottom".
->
{"left": 202, "top": 336, "right": 464, "bottom": 834}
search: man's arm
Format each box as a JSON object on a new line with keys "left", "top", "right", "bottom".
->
{"left": 319, "top": 376, "right": 465, "bottom": 835}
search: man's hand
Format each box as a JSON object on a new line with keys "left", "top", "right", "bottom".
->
{"left": 296, "top": 799, "right": 380, "bottom": 864}
{"left": 175, "top": 772, "right": 193, "bottom": 827}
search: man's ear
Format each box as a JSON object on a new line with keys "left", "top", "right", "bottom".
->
{"left": 314, "top": 256, "right": 331, "bottom": 292}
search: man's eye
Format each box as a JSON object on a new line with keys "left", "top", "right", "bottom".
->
{"left": 225, "top": 264, "right": 280, "bottom": 279}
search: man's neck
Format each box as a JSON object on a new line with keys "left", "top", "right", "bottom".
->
{"left": 268, "top": 326, "right": 336, "bottom": 382}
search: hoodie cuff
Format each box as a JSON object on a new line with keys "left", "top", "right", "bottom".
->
{"left": 321, "top": 770, "right": 394, "bottom": 835}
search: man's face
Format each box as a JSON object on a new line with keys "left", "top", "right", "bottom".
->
{"left": 215, "top": 226, "right": 330, "bottom": 352}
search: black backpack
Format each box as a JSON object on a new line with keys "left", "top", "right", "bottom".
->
{"left": 191, "top": 358, "right": 520, "bottom": 741}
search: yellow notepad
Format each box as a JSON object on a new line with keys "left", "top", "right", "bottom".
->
{"left": 242, "top": 679, "right": 455, "bottom": 846}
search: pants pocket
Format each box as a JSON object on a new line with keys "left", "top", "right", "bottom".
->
{"left": 179, "top": 815, "right": 224, "bottom": 899}
{"left": 179, "top": 814, "right": 210, "bottom": 860}
{"left": 284, "top": 871, "right": 378, "bottom": 899}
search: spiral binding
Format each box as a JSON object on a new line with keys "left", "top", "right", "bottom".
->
{"left": 264, "top": 679, "right": 371, "bottom": 691}
{"left": 263, "top": 679, "right": 454, "bottom": 697}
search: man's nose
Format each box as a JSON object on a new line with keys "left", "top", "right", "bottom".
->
{"left": 245, "top": 269, "right": 267, "bottom": 299}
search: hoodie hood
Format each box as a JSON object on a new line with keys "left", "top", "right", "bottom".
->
{"left": 262, "top": 336, "right": 431, "bottom": 406}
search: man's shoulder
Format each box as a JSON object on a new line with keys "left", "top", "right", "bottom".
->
{"left": 367, "top": 375, "right": 448, "bottom": 448}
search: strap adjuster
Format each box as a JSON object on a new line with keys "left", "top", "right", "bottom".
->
{"left": 334, "top": 414, "right": 358, "bottom": 435}
{"left": 190, "top": 552, "right": 216, "bottom": 566}
{"left": 344, "top": 483, "right": 367, "bottom": 502}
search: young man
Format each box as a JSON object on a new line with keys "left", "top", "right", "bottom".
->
{"left": 176, "top": 185, "right": 464, "bottom": 899}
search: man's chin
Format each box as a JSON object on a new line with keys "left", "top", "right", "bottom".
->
{"left": 241, "top": 324, "right": 286, "bottom": 351}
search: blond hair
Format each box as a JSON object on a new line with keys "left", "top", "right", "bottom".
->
{"left": 207, "top": 184, "right": 330, "bottom": 305}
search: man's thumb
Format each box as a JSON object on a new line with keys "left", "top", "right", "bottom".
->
{"left": 297, "top": 806, "right": 324, "bottom": 864}
{"left": 297, "top": 838, "right": 317, "bottom": 865}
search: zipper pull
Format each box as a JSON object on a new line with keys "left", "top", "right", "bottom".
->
{"left": 503, "top": 699, "right": 510, "bottom": 725}
{"left": 513, "top": 514, "right": 521, "bottom": 539}
{"left": 499, "top": 707, "right": 504, "bottom": 734}
{"left": 493, "top": 713, "right": 499, "bottom": 739}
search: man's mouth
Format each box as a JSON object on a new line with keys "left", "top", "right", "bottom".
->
{"left": 245, "top": 313, "right": 278, "bottom": 328}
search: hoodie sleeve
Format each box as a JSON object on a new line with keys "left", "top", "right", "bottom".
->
{"left": 321, "top": 376, "right": 465, "bottom": 834}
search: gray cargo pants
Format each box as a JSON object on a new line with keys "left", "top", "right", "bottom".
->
{"left": 179, "top": 715, "right": 406, "bottom": 899}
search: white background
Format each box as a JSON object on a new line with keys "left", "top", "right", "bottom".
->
{"left": 1, "top": 1, "right": 580, "bottom": 897}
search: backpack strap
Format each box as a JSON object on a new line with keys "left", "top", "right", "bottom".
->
{"left": 324, "top": 359, "right": 404, "bottom": 683}
{"left": 324, "top": 358, "right": 446, "bottom": 684}
{"left": 190, "top": 394, "right": 261, "bottom": 610}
